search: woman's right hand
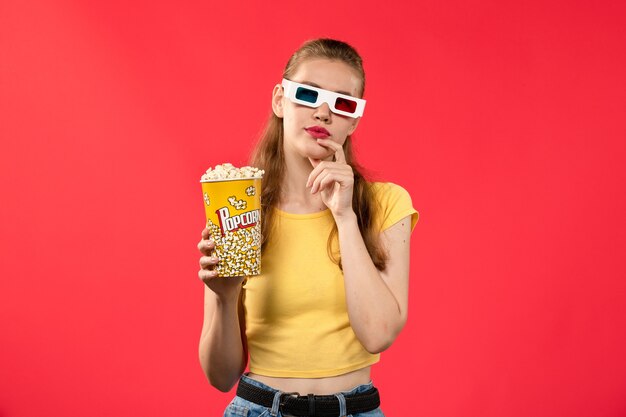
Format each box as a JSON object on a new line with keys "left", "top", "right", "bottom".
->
{"left": 198, "top": 227, "right": 244, "bottom": 297}
{"left": 197, "top": 226, "right": 247, "bottom": 391}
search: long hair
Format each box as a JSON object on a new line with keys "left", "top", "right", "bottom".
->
{"left": 250, "top": 38, "right": 388, "bottom": 271}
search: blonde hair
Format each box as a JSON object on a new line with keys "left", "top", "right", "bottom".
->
{"left": 250, "top": 38, "right": 388, "bottom": 271}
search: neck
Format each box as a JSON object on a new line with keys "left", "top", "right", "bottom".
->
{"left": 280, "top": 151, "right": 329, "bottom": 212}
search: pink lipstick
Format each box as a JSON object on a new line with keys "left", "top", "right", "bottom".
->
{"left": 305, "top": 126, "right": 330, "bottom": 139}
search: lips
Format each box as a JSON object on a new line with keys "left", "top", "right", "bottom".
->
{"left": 305, "top": 126, "right": 330, "bottom": 139}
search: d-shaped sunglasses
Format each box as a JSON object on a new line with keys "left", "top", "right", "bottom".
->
{"left": 281, "top": 78, "right": 366, "bottom": 118}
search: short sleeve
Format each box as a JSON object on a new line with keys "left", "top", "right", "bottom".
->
{"left": 371, "top": 182, "right": 419, "bottom": 233}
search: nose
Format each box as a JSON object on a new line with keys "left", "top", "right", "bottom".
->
{"left": 314, "top": 102, "right": 331, "bottom": 123}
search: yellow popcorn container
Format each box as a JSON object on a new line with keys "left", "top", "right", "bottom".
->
{"left": 200, "top": 177, "right": 262, "bottom": 277}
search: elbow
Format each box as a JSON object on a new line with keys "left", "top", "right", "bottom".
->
{"left": 200, "top": 364, "right": 241, "bottom": 392}
{"left": 209, "top": 375, "right": 238, "bottom": 393}
{"left": 199, "top": 355, "right": 243, "bottom": 393}
{"left": 363, "top": 338, "right": 393, "bottom": 354}
{"left": 361, "top": 317, "right": 407, "bottom": 354}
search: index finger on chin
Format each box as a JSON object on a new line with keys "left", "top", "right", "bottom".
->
{"left": 317, "top": 139, "right": 346, "bottom": 163}
{"left": 333, "top": 142, "right": 347, "bottom": 163}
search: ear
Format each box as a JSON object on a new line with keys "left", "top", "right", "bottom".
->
{"left": 346, "top": 116, "right": 361, "bottom": 136}
{"left": 271, "top": 84, "right": 284, "bottom": 118}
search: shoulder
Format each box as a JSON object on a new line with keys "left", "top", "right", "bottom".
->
{"left": 369, "top": 181, "right": 410, "bottom": 197}
{"left": 368, "top": 181, "right": 414, "bottom": 208}
{"left": 367, "top": 181, "right": 419, "bottom": 232}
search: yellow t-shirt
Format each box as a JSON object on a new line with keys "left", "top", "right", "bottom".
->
{"left": 242, "top": 182, "right": 419, "bottom": 378}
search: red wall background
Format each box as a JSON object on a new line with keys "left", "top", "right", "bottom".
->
{"left": 1, "top": 0, "right": 625, "bottom": 416}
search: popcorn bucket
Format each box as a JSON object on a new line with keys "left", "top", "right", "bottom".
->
{"left": 200, "top": 176, "right": 262, "bottom": 277}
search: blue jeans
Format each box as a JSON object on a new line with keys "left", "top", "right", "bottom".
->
{"left": 223, "top": 374, "right": 385, "bottom": 417}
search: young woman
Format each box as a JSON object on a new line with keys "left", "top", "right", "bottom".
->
{"left": 197, "top": 38, "right": 419, "bottom": 417}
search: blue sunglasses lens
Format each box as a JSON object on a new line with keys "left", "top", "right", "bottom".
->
{"left": 295, "top": 87, "right": 318, "bottom": 104}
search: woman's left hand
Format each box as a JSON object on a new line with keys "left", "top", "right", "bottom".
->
{"left": 306, "top": 138, "right": 355, "bottom": 220}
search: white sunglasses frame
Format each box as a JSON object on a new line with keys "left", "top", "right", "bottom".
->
{"left": 281, "top": 78, "right": 366, "bottom": 118}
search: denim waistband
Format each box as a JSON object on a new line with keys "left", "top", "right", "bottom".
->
{"left": 235, "top": 374, "right": 380, "bottom": 416}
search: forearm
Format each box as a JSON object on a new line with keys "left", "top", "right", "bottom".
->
{"left": 198, "top": 292, "right": 245, "bottom": 392}
{"left": 336, "top": 213, "right": 406, "bottom": 353}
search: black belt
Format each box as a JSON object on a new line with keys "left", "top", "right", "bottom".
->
{"left": 236, "top": 377, "right": 381, "bottom": 417}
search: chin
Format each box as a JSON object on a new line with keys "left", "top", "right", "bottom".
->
{"left": 307, "top": 152, "right": 332, "bottom": 162}
{"left": 300, "top": 144, "right": 327, "bottom": 158}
